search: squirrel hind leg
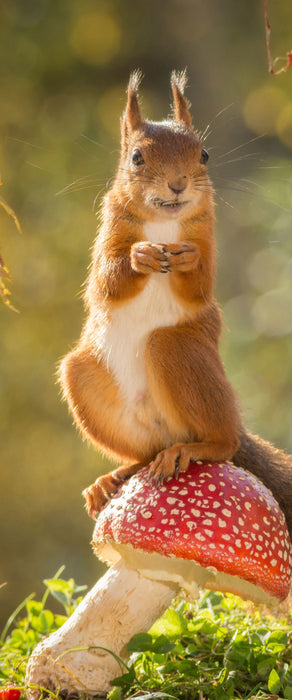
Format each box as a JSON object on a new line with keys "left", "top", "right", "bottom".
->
{"left": 145, "top": 324, "right": 241, "bottom": 461}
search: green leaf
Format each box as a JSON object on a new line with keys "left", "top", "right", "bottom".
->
{"left": 257, "top": 657, "right": 275, "bottom": 677}
{"left": 31, "top": 610, "right": 55, "bottom": 634}
{"left": 111, "top": 664, "right": 136, "bottom": 688}
{"left": 150, "top": 608, "right": 185, "bottom": 638}
{"left": 152, "top": 635, "right": 176, "bottom": 654}
{"left": 268, "top": 668, "right": 282, "bottom": 694}
{"left": 127, "top": 633, "right": 154, "bottom": 652}
{"left": 107, "top": 687, "right": 123, "bottom": 700}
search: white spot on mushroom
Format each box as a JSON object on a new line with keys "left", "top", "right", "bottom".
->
{"left": 244, "top": 502, "right": 252, "bottom": 511}
{"left": 127, "top": 515, "right": 137, "bottom": 523}
{"left": 186, "top": 521, "right": 196, "bottom": 530}
{"left": 271, "top": 559, "right": 278, "bottom": 567}
{"left": 222, "top": 509, "right": 232, "bottom": 518}
{"left": 218, "top": 519, "right": 227, "bottom": 528}
{"left": 208, "top": 484, "right": 216, "bottom": 492}
{"left": 191, "top": 509, "right": 201, "bottom": 517}
{"left": 141, "top": 511, "right": 152, "bottom": 519}
{"left": 166, "top": 497, "right": 177, "bottom": 505}
{"left": 194, "top": 532, "right": 206, "bottom": 541}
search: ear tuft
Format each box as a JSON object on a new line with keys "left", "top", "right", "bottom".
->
{"left": 124, "top": 69, "right": 143, "bottom": 131}
{"left": 171, "top": 69, "right": 192, "bottom": 127}
{"left": 128, "top": 69, "right": 143, "bottom": 97}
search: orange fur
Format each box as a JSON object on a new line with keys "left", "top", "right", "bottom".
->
{"left": 59, "top": 72, "right": 292, "bottom": 535}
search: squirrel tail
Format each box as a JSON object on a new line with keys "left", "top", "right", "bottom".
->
{"left": 233, "top": 429, "right": 292, "bottom": 539}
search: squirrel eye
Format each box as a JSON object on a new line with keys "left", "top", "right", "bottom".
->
{"left": 132, "top": 148, "right": 144, "bottom": 165}
{"left": 200, "top": 148, "right": 209, "bottom": 165}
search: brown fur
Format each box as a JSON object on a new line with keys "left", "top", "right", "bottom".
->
{"left": 59, "top": 72, "right": 292, "bottom": 537}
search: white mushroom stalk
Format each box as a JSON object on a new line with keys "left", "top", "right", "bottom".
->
{"left": 26, "top": 460, "right": 292, "bottom": 699}
{"left": 25, "top": 560, "right": 178, "bottom": 699}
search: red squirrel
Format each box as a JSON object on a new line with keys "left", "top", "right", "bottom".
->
{"left": 59, "top": 71, "right": 292, "bottom": 537}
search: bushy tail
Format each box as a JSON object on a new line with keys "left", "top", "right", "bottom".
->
{"left": 233, "top": 429, "right": 292, "bottom": 539}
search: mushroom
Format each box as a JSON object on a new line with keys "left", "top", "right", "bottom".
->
{"left": 26, "top": 461, "right": 292, "bottom": 699}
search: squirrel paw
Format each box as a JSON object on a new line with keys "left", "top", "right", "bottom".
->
{"left": 82, "top": 472, "right": 123, "bottom": 518}
{"left": 165, "top": 241, "right": 199, "bottom": 272}
{"left": 148, "top": 443, "right": 191, "bottom": 484}
{"left": 131, "top": 241, "right": 171, "bottom": 274}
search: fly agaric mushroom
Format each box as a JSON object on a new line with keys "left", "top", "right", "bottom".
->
{"left": 25, "top": 461, "right": 292, "bottom": 699}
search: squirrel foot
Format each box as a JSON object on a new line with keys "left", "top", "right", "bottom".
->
{"left": 148, "top": 441, "right": 236, "bottom": 485}
{"left": 82, "top": 472, "right": 123, "bottom": 517}
{"left": 148, "top": 443, "right": 190, "bottom": 484}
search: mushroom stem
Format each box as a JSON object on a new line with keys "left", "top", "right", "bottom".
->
{"left": 25, "top": 560, "right": 178, "bottom": 698}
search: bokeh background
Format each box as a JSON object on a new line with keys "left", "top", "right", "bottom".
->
{"left": 1, "top": 0, "right": 292, "bottom": 624}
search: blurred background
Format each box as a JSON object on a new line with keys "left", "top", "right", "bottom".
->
{"left": 1, "top": 0, "right": 292, "bottom": 624}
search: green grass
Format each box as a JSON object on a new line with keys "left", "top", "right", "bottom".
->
{"left": 1, "top": 569, "right": 292, "bottom": 699}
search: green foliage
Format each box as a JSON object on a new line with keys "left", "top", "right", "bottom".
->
{"left": 1, "top": 572, "right": 292, "bottom": 700}
{"left": 0, "top": 568, "right": 86, "bottom": 690}
{"left": 110, "top": 591, "right": 292, "bottom": 700}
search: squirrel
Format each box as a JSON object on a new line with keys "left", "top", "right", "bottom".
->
{"left": 59, "top": 70, "right": 292, "bottom": 538}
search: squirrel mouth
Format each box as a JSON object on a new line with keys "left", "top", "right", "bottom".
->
{"left": 153, "top": 199, "right": 188, "bottom": 209}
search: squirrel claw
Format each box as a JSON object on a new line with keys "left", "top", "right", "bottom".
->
{"left": 174, "top": 458, "right": 180, "bottom": 478}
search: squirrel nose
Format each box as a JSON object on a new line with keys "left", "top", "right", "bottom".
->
{"left": 168, "top": 179, "right": 187, "bottom": 195}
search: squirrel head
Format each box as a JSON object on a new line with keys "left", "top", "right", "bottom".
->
{"left": 116, "top": 71, "right": 212, "bottom": 221}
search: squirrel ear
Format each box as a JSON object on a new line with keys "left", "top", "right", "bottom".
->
{"left": 171, "top": 70, "right": 192, "bottom": 127}
{"left": 122, "top": 70, "right": 143, "bottom": 132}
{"left": 120, "top": 70, "right": 143, "bottom": 157}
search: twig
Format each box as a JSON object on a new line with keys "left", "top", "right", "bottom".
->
{"left": 264, "top": 0, "right": 292, "bottom": 75}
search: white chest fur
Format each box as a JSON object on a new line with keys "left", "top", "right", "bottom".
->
{"left": 98, "top": 219, "right": 185, "bottom": 402}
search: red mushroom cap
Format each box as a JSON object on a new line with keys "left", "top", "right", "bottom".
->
{"left": 92, "top": 461, "right": 292, "bottom": 604}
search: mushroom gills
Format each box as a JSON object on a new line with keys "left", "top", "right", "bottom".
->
{"left": 96, "top": 540, "right": 285, "bottom": 607}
